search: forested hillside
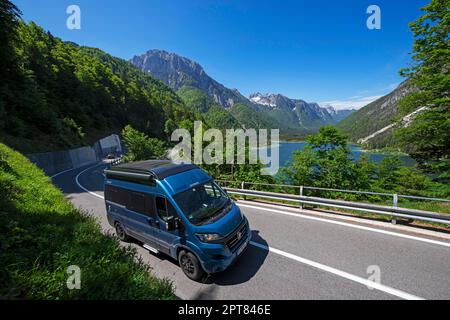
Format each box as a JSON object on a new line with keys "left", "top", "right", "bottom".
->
{"left": 0, "top": 6, "right": 197, "bottom": 153}
{"left": 176, "top": 86, "right": 278, "bottom": 130}
{"left": 337, "top": 81, "right": 414, "bottom": 146}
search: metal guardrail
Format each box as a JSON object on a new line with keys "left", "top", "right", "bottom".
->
{"left": 216, "top": 180, "right": 450, "bottom": 225}
{"left": 216, "top": 180, "right": 450, "bottom": 204}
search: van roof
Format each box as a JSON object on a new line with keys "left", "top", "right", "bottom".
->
{"left": 105, "top": 160, "right": 198, "bottom": 180}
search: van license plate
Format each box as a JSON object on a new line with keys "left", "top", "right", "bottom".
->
{"left": 236, "top": 240, "right": 248, "bottom": 256}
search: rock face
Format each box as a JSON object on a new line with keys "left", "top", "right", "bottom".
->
{"left": 130, "top": 49, "right": 249, "bottom": 108}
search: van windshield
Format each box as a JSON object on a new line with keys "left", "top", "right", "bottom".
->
{"left": 173, "top": 181, "right": 231, "bottom": 225}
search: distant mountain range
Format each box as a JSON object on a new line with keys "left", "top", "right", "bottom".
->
{"left": 131, "top": 49, "right": 355, "bottom": 134}
{"left": 249, "top": 92, "right": 355, "bottom": 129}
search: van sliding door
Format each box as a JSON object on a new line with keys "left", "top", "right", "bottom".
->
{"left": 124, "top": 191, "right": 158, "bottom": 248}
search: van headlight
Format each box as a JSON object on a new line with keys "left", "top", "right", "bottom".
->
{"left": 196, "top": 233, "right": 222, "bottom": 242}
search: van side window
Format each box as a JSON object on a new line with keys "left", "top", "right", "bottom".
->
{"left": 128, "top": 192, "right": 146, "bottom": 214}
{"left": 106, "top": 185, "right": 156, "bottom": 217}
{"left": 105, "top": 185, "right": 127, "bottom": 206}
{"left": 128, "top": 192, "right": 156, "bottom": 218}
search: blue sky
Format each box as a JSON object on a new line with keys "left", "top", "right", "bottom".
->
{"left": 14, "top": 0, "right": 429, "bottom": 109}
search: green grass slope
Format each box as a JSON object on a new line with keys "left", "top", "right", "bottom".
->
{"left": 0, "top": 143, "right": 175, "bottom": 299}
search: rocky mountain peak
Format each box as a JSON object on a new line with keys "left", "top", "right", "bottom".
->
{"left": 130, "top": 50, "right": 248, "bottom": 108}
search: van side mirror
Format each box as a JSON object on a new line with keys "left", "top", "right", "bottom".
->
{"left": 166, "top": 216, "right": 179, "bottom": 231}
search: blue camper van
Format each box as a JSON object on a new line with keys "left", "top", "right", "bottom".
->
{"left": 104, "top": 160, "right": 250, "bottom": 280}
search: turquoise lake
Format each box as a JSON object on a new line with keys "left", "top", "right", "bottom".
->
{"left": 259, "top": 141, "right": 416, "bottom": 169}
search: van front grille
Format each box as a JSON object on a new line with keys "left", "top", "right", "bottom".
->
{"left": 226, "top": 221, "right": 247, "bottom": 251}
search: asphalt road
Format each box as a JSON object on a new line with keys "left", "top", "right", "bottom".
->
{"left": 52, "top": 161, "right": 450, "bottom": 300}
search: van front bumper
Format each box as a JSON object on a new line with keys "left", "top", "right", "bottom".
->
{"left": 200, "top": 231, "right": 251, "bottom": 274}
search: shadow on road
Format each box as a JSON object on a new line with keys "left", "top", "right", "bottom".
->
{"left": 130, "top": 229, "right": 269, "bottom": 299}
{"left": 190, "top": 230, "right": 269, "bottom": 299}
{"left": 207, "top": 230, "right": 268, "bottom": 286}
{"left": 136, "top": 230, "right": 268, "bottom": 284}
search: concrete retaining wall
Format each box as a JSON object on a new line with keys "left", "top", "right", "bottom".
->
{"left": 26, "top": 134, "right": 121, "bottom": 176}
{"left": 69, "top": 146, "right": 98, "bottom": 168}
{"left": 27, "top": 150, "right": 75, "bottom": 177}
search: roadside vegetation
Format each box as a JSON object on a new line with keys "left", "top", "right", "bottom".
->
{"left": 0, "top": 142, "right": 175, "bottom": 299}
{"left": 121, "top": 125, "right": 167, "bottom": 162}
{"left": 277, "top": 127, "right": 449, "bottom": 215}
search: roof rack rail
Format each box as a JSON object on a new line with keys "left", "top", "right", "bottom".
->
{"left": 104, "top": 160, "right": 198, "bottom": 180}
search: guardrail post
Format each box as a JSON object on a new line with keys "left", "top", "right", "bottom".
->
{"left": 241, "top": 181, "right": 246, "bottom": 200}
{"left": 299, "top": 186, "right": 304, "bottom": 210}
{"left": 391, "top": 194, "right": 398, "bottom": 225}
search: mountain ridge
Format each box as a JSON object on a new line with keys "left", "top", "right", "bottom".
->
{"left": 131, "top": 49, "right": 355, "bottom": 132}
{"left": 130, "top": 49, "right": 250, "bottom": 108}
{"left": 249, "top": 92, "right": 355, "bottom": 128}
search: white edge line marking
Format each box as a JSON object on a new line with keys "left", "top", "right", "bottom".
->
{"left": 50, "top": 161, "right": 100, "bottom": 179}
{"left": 73, "top": 166, "right": 425, "bottom": 300}
{"left": 249, "top": 241, "right": 424, "bottom": 300}
{"left": 50, "top": 166, "right": 78, "bottom": 179}
{"left": 75, "top": 163, "right": 105, "bottom": 199}
{"left": 239, "top": 203, "right": 450, "bottom": 248}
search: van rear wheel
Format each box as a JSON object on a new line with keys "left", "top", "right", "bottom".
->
{"left": 178, "top": 250, "right": 204, "bottom": 281}
{"left": 115, "top": 222, "right": 130, "bottom": 242}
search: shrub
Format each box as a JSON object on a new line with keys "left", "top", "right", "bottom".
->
{"left": 122, "top": 125, "right": 167, "bottom": 162}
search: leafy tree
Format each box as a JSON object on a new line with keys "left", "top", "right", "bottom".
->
{"left": 372, "top": 155, "right": 438, "bottom": 196}
{"left": 349, "top": 154, "right": 377, "bottom": 192}
{"left": 374, "top": 156, "right": 403, "bottom": 192}
{"left": 0, "top": 0, "right": 21, "bottom": 82}
{"left": 281, "top": 126, "right": 361, "bottom": 190}
{"left": 233, "top": 162, "right": 275, "bottom": 186}
{"left": 122, "top": 125, "right": 166, "bottom": 161}
{"left": 397, "top": 0, "right": 450, "bottom": 177}
{"left": 0, "top": 0, "right": 22, "bottom": 131}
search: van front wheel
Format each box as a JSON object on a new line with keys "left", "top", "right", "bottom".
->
{"left": 178, "top": 250, "right": 204, "bottom": 281}
{"left": 115, "top": 222, "right": 130, "bottom": 242}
